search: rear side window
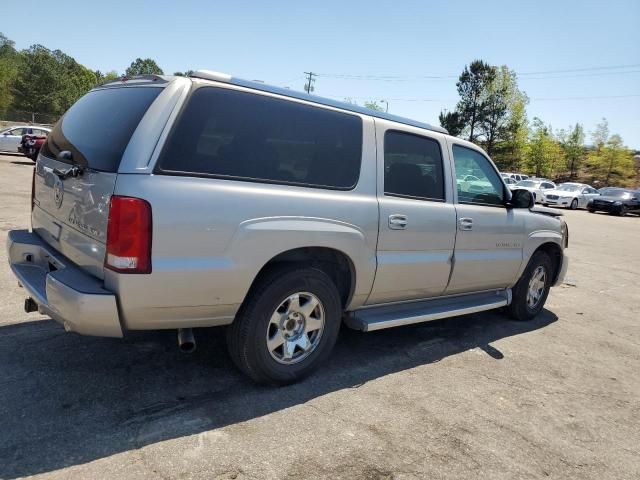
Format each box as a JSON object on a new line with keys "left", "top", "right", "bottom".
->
{"left": 157, "top": 87, "right": 363, "bottom": 189}
{"left": 41, "top": 87, "right": 162, "bottom": 172}
{"left": 384, "top": 131, "right": 445, "bottom": 201}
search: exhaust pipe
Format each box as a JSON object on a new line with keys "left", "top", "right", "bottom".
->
{"left": 24, "top": 297, "right": 38, "bottom": 313}
{"left": 177, "top": 328, "right": 196, "bottom": 353}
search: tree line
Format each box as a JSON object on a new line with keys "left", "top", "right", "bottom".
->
{"left": 438, "top": 59, "right": 638, "bottom": 187}
{"left": 0, "top": 32, "right": 181, "bottom": 122}
{"left": 1, "top": 33, "right": 637, "bottom": 187}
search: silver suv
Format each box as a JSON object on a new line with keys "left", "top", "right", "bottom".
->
{"left": 7, "top": 71, "right": 568, "bottom": 384}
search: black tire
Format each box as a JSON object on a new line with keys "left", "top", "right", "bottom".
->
{"left": 542, "top": 203, "right": 549, "bottom": 207}
{"left": 618, "top": 206, "right": 628, "bottom": 217}
{"left": 226, "top": 265, "right": 342, "bottom": 385}
{"left": 588, "top": 209, "right": 595, "bottom": 213}
{"left": 506, "top": 251, "right": 554, "bottom": 321}
{"left": 570, "top": 198, "right": 578, "bottom": 210}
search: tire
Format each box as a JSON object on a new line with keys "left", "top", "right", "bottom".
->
{"left": 618, "top": 206, "right": 628, "bottom": 217}
{"left": 542, "top": 203, "right": 549, "bottom": 207}
{"left": 506, "top": 251, "right": 554, "bottom": 321}
{"left": 226, "top": 265, "right": 342, "bottom": 385}
{"left": 588, "top": 209, "right": 595, "bottom": 213}
{"left": 570, "top": 198, "right": 578, "bottom": 210}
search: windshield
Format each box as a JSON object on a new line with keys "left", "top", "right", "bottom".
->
{"left": 517, "top": 180, "right": 537, "bottom": 187}
{"left": 602, "top": 189, "right": 632, "bottom": 198}
{"left": 557, "top": 184, "right": 581, "bottom": 192}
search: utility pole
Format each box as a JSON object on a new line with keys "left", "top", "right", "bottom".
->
{"left": 303, "top": 71, "right": 317, "bottom": 94}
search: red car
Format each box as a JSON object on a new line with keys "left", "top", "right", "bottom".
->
{"left": 18, "top": 131, "right": 48, "bottom": 161}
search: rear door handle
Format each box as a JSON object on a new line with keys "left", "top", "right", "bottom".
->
{"left": 388, "top": 214, "right": 408, "bottom": 230}
{"left": 458, "top": 217, "right": 473, "bottom": 231}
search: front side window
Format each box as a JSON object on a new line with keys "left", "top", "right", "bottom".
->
{"left": 10, "top": 128, "right": 25, "bottom": 136}
{"left": 383, "top": 131, "right": 445, "bottom": 201}
{"left": 452, "top": 145, "right": 504, "bottom": 206}
{"left": 158, "top": 87, "right": 363, "bottom": 189}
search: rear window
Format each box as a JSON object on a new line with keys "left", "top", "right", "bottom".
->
{"left": 41, "top": 86, "right": 161, "bottom": 172}
{"left": 157, "top": 87, "right": 363, "bottom": 189}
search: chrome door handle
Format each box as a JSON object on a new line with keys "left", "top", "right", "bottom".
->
{"left": 458, "top": 217, "right": 473, "bottom": 231}
{"left": 388, "top": 214, "right": 408, "bottom": 230}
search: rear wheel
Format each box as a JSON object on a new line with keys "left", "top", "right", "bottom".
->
{"left": 588, "top": 209, "right": 595, "bottom": 213}
{"left": 226, "top": 266, "right": 342, "bottom": 385}
{"left": 618, "top": 206, "right": 628, "bottom": 217}
{"left": 570, "top": 198, "right": 578, "bottom": 210}
{"left": 506, "top": 251, "right": 554, "bottom": 321}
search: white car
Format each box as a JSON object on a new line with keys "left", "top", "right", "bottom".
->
{"left": 542, "top": 182, "right": 600, "bottom": 209}
{"left": 0, "top": 126, "right": 51, "bottom": 153}
{"left": 501, "top": 172, "right": 529, "bottom": 182}
{"left": 509, "top": 179, "right": 556, "bottom": 203}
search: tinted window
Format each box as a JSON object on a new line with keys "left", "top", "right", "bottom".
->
{"left": 41, "top": 87, "right": 162, "bottom": 172}
{"left": 452, "top": 145, "right": 504, "bottom": 206}
{"left": 542, "top": 182, "right": 554, "bottom": 189}
{"left": 9, "top": 128, "right": 25, "bottom": 136}
{"left": 158, "top": 87, "right": 363, "bottom": 189}
{"left": 384, "top": 131, "right": 445, "bottom": 200}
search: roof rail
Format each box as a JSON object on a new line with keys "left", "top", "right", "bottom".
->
{"left": 188, "top": 69, "right": 448, "bottom": 135}
{"left": 99, "top": 74, "right": 169, "bottom": 87}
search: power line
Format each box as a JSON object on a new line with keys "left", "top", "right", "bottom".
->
{"left": 315, "top": 63, "right": 640, "bottom": 82}
{"left": 321, "top": 93, "right": 640, "bottom": 103}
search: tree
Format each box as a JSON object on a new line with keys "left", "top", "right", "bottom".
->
{"left": 455, "top": 60, "right": 496, "bottom": 142}
{"left": 526, "top": 118, "right": 565, "bottom": 178}
{"left": 477, "top": 66, "right": 511, "bottom": 156}
{"left": 0, "top": 32, "right": 19, "bottom": 115}
{"left": 587, "top": 131, "right": 635, "bottom": 185}
{"left": 12, "top": 45, "right": 96, "bottom": 116}
{"left": 125, "top": 58, "right": 164, "bottom": 76}
{"left": 95, "top": 70, "right": 120, "bottom": 84}
{"left": 560, "top": 123, "right": 585, "bottom": 179}
{"left": 173, "top": 70, "right": 194, "bottom": 77}
{"left": 438, "top": 110, "right": 465, "bottom": 137}
{"left": 364, "top": 101, "right": 384, "bottom": 112}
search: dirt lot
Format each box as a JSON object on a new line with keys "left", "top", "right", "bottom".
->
{"left": 0, "top": 152, "right": 638, "bottom": 480}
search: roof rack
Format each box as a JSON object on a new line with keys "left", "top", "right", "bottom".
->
{"left": 189, "top": 70, "right": 448, "bottom": 135}
{"left": 99, "top": 74, "right": 169, "bottom": 87}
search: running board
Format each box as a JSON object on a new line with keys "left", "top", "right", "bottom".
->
{"left": 345, "top": 289, "right": 512, "bottom": 332}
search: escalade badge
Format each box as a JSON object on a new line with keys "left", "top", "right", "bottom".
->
{"left": 53, "top": 177, "right": 64, "bottom": 208}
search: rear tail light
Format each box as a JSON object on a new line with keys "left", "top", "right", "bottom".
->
{"left": 105, "top": 196, "right": 152, "bottom": 274}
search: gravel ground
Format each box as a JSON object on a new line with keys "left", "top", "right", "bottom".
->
{"left": 0, "top": 153, "right": 638, "bottom": 480}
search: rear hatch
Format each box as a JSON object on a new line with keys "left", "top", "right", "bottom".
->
{"left": 33, "top": 84, "right": 163, "bottom": 279}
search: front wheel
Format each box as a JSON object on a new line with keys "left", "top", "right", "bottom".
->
{"left": 506, "top": 251, "right": 554, "bottom": 321}
{"left": 570, "top": 198, "right": 578, "bottom": 210}
{"left": 226, "top": 266, "right": 342, "bottom": 385}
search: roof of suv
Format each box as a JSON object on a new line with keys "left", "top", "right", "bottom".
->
{"left": 187, "top": 70, "right": 448, "bottom": 135}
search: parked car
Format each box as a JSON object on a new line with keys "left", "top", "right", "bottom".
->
{"left": 502, "top": 176, "right": 518, "bottom": 186}
{"left": 541, "top": 182, "right": 600, "bottom": 209}
{"left": 0, "top": 126, "right": 50, "bottom": 153}
{"left": 456, "top": 174, "right": 495, "bottom": 194}
{"left": 6, "top": 72, "right": 569, "bottom": 384}
{"left": 501, "top": 172, "right": 530, "bottom": 182}
{"left": 18, "top": 132, "right": 49, "bottom": 161}
{"left": 509, "top": 179, "right": 556, "bottom": 203}
{"left": 587, "top": 188, "right": 640, "bottom": 216}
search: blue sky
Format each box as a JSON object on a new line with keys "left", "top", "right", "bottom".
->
{"left": 4, "top": 0, "right": 639, "bottom": 147}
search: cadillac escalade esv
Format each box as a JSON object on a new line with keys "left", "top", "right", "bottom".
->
{"left": 7, "top": 71, "right": 568, "bottom": 384}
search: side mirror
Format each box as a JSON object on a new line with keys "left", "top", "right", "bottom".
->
{"left": 508, "top": 189, "right": 534, "bottom": 209}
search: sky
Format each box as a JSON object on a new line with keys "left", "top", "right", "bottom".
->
{"left": 3, "top": 0, "right": 639, "bottom": 147}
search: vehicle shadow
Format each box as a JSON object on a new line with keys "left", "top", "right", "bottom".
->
{"left": 0, "top": 309, "right": 557, "bottom": 478}
{"left": 10, "top": 161, "right": 35, "bottom": 166}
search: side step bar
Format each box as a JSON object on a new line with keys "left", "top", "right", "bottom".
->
{"left": 345, "top": 289, "right": 512, "bottom": 332}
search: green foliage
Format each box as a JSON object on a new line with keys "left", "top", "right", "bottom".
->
{"left": 0, "top": 33, "right": 19, "bottom": 115}
{"left": 12, "top": 44, "right": 97, "bottom": 116}
{"left": 560, "top": 123, "right": 585, "bottom": 179}
{"left": 126, "top": 58, "right": 164, "bottom": 76}
{"left": 95, "top": 70, "right": 120, "bottom": 84}
{"left": 586, "top": 132, "right": 635, "bottom": 186}
{"left": 438, "top": 110, "right": 465, "bottom": 137}
{"left": 525, "top": 118, "right": 565, "bottom": 178}
{"left": 173, "top": 70, "right": 194, "bottom": 77}
{"left": 364, "top": 101, "right": 384, "bottom": 112}
{"left": 454, "top": 59, "right": 496, "bottom": 141}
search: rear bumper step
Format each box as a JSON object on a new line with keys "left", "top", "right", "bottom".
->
{"left": 6, "top": 230, "right": 123, "bottom": 337}
{"left": 346, "top": 290, "right": 512, "bottom": 332}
